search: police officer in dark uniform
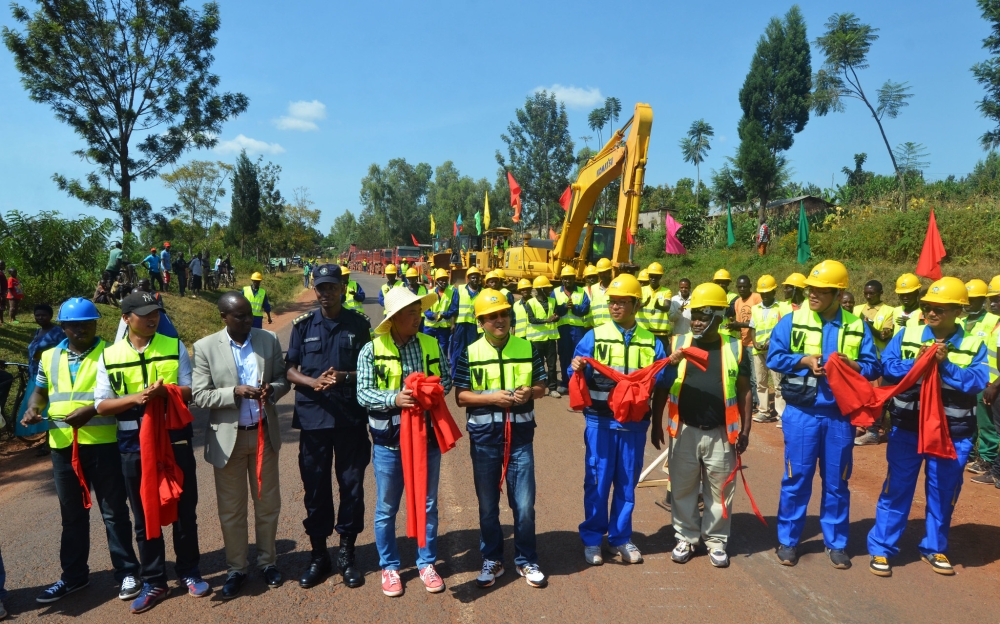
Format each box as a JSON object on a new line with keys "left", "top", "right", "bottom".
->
{"left": 285, "top": 264, "right": 372, "bottom": 589}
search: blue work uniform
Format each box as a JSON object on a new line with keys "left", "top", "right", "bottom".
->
{"left": 447, "top": 284, "right": 481, "bottom": 378}
{"left": 555, "top": 286, "right": 591, "bottom": 388}
{"left": 766, "top": 309, "right": 881, "bottom": 550}
{"left": 423, "top": 286, "right": 455, "bottom": 360}
{"left": 377, "top": 280, "right": 402, "bottom": 307}
{"left": 573, "top": 323, "right": 669, "bottom": 548}
{"left": 285, "top": 307, "right": 372, "bottom": 541}
{"left": 867, "top": 326, "right": 988, "bottom": 559}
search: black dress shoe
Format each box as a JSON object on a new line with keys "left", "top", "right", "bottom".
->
{"left": 221, "top": 572, "right": 247, "bottom": 599}
{"left": 263, "top": 565, "right": 282, "bottom": 588}
{"left": 299, "top": 556, "right": 331, "bottom": 589}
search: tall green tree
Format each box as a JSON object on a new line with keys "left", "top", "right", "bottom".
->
{"left": 894, "top": 142, "right": 930, "bottom": 175}
{"left": 736, "top": 4, "right": 812, "bottom": 226}
{"left": 679, "top": 119, "right": 715, "bottom": 210}
{"left": 325, "top": 210, "right": 360, "bottom": 253}
{"left": 813, "top": 12, "right": 913, "bottom": 208}
{"left": 3, "top": 0, "right": 249, "bottom": 235}
{"left": 972, "top": 0, "right": 1000, "bottom": 150}
{"left": 228, "top": 151, "right": 261, "bottom": 255}
{"left": 604, "top": 97, "right": 622, "bottom": 131}
{"left": 160, "top": 160, "right": 233, "bottom": 231}
{"left": 588, "top": 108, "right": 609, "bottom": 145}
{"left": 497, "top": 91, "right": 575, "bottom": 236}
{"left": 359, "top": 158, "right": 432, "bottom": 248}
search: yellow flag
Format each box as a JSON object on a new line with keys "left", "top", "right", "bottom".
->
{"left": 483, "top": 191, "right": 491, "bottom": 231}
{"left": 430, "top": 213, "right": 436, "bottom": 236}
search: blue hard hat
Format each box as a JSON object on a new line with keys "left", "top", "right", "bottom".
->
{"left": 57, "top": 297, "right": 101, "bottom": 322}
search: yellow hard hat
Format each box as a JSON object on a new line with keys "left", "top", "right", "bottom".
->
{"left": 988, "top": 275, "right": 1000, "bottom": 297}
{"left": 638, "top": 269, "right": 649, "bottom": 282}
{"left": 783, "top": 273, "right": 807, "bottom": 289}
{"left": 922, "top": 277, "right": 969, "bottom": 306}
{"left": 474, "top": 288, "right": 512, "bottom": 317}
{"left": 606, "top": 274, "right": 642, "bottom": 299}
{"left": 596, "top": 258, "right": 613, "bottom": 272}
{"left": 647, "top": 261, "right": 664, "bottom": 275}
{"left": 713, "top": 269, "right": 731, "bottom": 281}
{"left": 385, "top": 264, "right": 397, "bottom": 275}
{"left": 966, "top": 278, "right": 988, "bottom": 298}
{"left": 485, "top": 270, "right": 500, "bottom": 281}
{"left": 250, "top": 272, "right": 263, "bottom": 281}
{"left": 584, "top": 264, "right": 599, "bottom": 277}
{"left": 532, "top": 275, "right": 552, "bottom": 289}
{"left": 757, "top": 275, "right": 778, "bottom": 293}
{"left": 467, "top": 266, "right": 482, "bottom": 276}
{"left": 405, "top": 267, "right": 418, "bottom": 278}
{"left": 560, "top": 265, "right": 576, "bottom": 277}
{"left": 895, "top": 273, "right": 920, "bottom": 294}
{"left": 341, "top": 266, "right": 351, "bottom": 276}
{"left": 517, "top": 278, "right": 533, "bottom": 290}
{"left": 434, "top": 268, "right": 449, "bottom": 280}
{"left": 688, "top": 283, "right": 729, "bottom": 309}
{"left": 494, "top": 268, "right": 507, "bottom": 279}
{"left": 805, "top": 260, "right": 849, "bottom": 290}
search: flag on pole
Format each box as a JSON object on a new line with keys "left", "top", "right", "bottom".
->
{"left": 915, "top": 208, "right": 946, "bottom": 279}
{"left": 664, "top": 213, "right": 686, "bottom": 254}
{"left": 474, "top": 210, "right": 482, "bottom": 235}
{"left": 559, "top": 185, "right": 572, "bottom": 212}
{"left": 548, "top": 227, "right": 558, "bottom": 240}
{"left": 797, "top": 200, "right": 810, "bottom": 264}
{"left": 726, "top": 201, "right": 736, "bottom": 247}
{"left": 483, "top": 191, "right": 491, "bottom": 231}
{"left": 453, "top": 220, "right": 458, "bottom": 237}
{"left": 626, "top": 228, "right": 636, "bottom": 246}
{"left": 430, "top": 214, "right": 436, "bottom": 236}
{"left": 507, "top": 172, "right": 522, "bottom": 224}
{"left": 411, "top": 234, "right": 419, "bottom": 246}
{"left": 457, "top": 213, "right": 464, "bottom": 233}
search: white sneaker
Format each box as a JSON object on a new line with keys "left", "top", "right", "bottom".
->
{"left": 616, "top": 541, "right": 643, "bottom": 564}
{"left": 584, "top": 545, "right": 603, "bottom": 565}
{"left": 709, "top": 549, "right": 730, "bottom": 568}
{"left": 548, "top": 390, "right": 562, "bottom": 398}
{"left": 516, "top": 563, "right": 547, "bottom": 588}
{"left": 118, "top": 575, "right": 141, "bottom": 600}
{"left": 671, "top": 540, "right": 694, "bottom": 563}
{"left": 475, "top": 559, "right": 504, "bottom": 588}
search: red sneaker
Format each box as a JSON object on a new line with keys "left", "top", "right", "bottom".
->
{"left": 419, "top": 565, "right": 445, "bottom": 593}
{"left": 381, "top": 570, "right": 403, "bottom": 597}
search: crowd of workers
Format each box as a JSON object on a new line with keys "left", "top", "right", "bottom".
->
{"left": 0, "top": 252, "right": 993, "bottom": 619}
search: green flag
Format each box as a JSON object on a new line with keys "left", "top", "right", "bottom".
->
{"left": 474, "top": 210, "right": 482, "bottom": 235}
{"left": 726, "top": 201, "right": 736, "bottom": 247}
{"left": 797, "top": 200, "right": 810, "bottom": 264}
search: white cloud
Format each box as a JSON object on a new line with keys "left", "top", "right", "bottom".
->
{"left": 214, "top": 134, "right": 285, "bottom": 155}
{"left": 274, "top": 99, "right": 327, "bottom": 131}
{"left": 533, "top": 84, "right": 603, "bottom": 109}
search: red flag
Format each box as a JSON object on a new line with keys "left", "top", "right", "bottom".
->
{"left": 453, "top": 221, "right": 458, "bottom": 237}
{"left": 915, "top": 208, "right": 946, "bottom": 280}
{"left": 507, "top": 172, "right": 522, "bottom": 224}
{"left": 626, "top": 228, "right": 636, "bottom": 245}
{"left": 559, "top": 185, "right": 572, "bottom": 212}
{"left": 548, "top": 227, "right": 558, "bottom": 240}
{"left": 411, "top": 234, "right": 419, "bottom": 246}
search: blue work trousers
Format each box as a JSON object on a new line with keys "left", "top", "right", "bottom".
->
{"left": 579, "top": 422, "right": 648, "bottom": 547}
{"left": 423, "top": 326, "right": 452, "bottom": 363}
{"left": 777, "top": 405, "right": 855, "bottom": 550}
{"left": 558, "top": 324, "right": 586, "bottom": 388}
{"left": 372, "top": 444, "right": 441, "bottom": 571}
{"left": 867, "top": 428, "right": 973, "bottom": 558}
{"left": 449, "top": 323, "right": 479, "bottom": 379}
{"left": 470, "top": 441, "right": 537, "bottom": 566}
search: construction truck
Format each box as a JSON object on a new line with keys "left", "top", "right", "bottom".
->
{"left": 427, "top": 229, "right": 515, "bottom": 284}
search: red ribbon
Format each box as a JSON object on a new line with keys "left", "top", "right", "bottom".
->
{"left": 139, "top": 385, "right": 193, "bottom": 539}
{"left": 71, "top": 429, "right": 91, "bottom": 509}
{"left": 255, "top": 398, "right": 266, "bottom": 499}
{"left": 721, "top": 452, "right": 767, "bottom": 526}
{"left": 499, "top": 409, "right": 512, "bottom": 492}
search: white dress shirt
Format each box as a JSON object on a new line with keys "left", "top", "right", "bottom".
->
{"left": 227, "top": 330, "right": 261, "bottom": 426}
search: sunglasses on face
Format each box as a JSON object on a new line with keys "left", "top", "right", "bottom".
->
{"left": 482, "top": 310, "right": 511, "bottom": 322}
{"left": 920, "top": 304, "right": 958, "bottom": 316}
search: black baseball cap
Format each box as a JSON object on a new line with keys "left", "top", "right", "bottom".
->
{"left": 121, "top": 292, "right": 161, "bottom": 316}
{"left": 312, "top": 264, "right": 343, "bottom": 286}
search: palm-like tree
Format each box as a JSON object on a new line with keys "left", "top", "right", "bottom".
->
{"left": 579, "top": 135, "right": 593, "bottom": 149}
{"left": 679, "top": 119, "right": 714, "bottom": 208}
{"left": 588, "top": 108, "right": 608, "bottom": 145}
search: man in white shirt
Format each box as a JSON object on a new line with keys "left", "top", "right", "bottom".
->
{"left": 669, "top": 278, "right": 692, "bottom": 335}
{"left": 189, "top": 254, "right": 204, "bottom": 297}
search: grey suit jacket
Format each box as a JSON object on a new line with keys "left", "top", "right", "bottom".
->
{"left": 192, "top": 328, "right": 290, "bottom": 469}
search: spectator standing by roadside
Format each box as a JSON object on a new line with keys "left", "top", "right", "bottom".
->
{"left": 16, "top": 303, "right": 63, "bottom": 438}
{"left": 160, "top": 243, "right": 172, "bottom": 292}
{"left": 189, "top": 253, "right": 203, "bottom": 298}
{"left": 303, "top": 261, "right": 312, "bottom": 288}
{"left": 7, "top": 269, "right": 23, "bottom": 324}
{"left": 107, "top": 242, "right": 124, "bottom": 275}
{"left": 173, "top": 253, "right": 188, "bottom": 298}
{"left": 142, "top": 248, "right": 163, "bottom": 292}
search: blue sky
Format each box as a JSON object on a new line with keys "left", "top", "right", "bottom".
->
{"left": 0, "top": 0, "right": 994, "bottom": 233}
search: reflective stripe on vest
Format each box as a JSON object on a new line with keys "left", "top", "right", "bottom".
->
{"left": 343, "top": 280, "right": 363, "bottom": 312}
{"left": 750, "top": 303, "right": 782, "bottom": 354}
{"left": 101, "top": 333, "right": 181, "bottom": 429}
{"left": 989, "top": 323, "right": 1000, "bottom": 382}
{"left": 426, "top": 286, "right": 454, "bottom": 329}
{"left": 783, "top": 306, "right": 864, "bottom": 397}
{"left": 525, "top": 298, "right": 558, "bottom": 341}
{"left": 243, "top": 286, "right": 266, "bottom": 317}
{"left": 586, "top": 323, "right": 657, "bottom": 418}
{"left": 513, "top": 299, "right": 529, "bottom": 338}
{"left": 554, "top": 286, "right": 586, "bottom": 328}
{"left": 368, "top": 333, "right": 440, "bottom": 437}
{"left": 457, "top": 286, "right": 479, "bottom": 325}
{"left": 591, "top": 285, "right": 611, "bottom": 326}
{"left": 642, "top": 286, "right": 673, "bottom": 335}
{"left": 893, "top": 324, "right": 983, "bottom": 420}
{"left": 666, "top": 333, "right": 742, "bottom": 444}
{"left": 466, "top": 334, "right": 535, "bottom": 428}
{"left": 43, "top": 340, "right": 118, "bottom": 448}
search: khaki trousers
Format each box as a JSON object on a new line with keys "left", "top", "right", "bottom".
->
{"left": 752, "top": 350, "right": 785, "bottom": 417}
{"left": 668, "top": 423, "right": 736, "bottom": 550}
{"left": 214, "top": 426, "right": 281, "bottom": 574}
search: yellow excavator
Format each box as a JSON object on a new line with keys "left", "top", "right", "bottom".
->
{"left": 502, "top": 102, "right": 653, "bottom": 281}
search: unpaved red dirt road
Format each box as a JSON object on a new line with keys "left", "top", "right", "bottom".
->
{"left": 2, "top": 272, "right": 999, "bottom": 623}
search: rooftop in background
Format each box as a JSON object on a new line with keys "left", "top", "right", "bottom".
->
{"left": 705, "top": 195, "right": 833, "bottom": 219}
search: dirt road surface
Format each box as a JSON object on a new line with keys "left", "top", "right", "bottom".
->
{"left": 2, "top": 271, "right": 999, "bottom": 622}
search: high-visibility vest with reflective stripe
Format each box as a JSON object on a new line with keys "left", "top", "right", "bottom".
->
{"left": 892, "top": 324, "right": 983, "bottom": 423}
{"left": 426, "top": 286, "right": 454, "bottom": 329}
{"left": 777, "top": 301, "right": 798, "bottom": 316}
{"left": 642, "top": 286, "right": 673, "bottom": 335}
{"left": 368, "top": 332, "right": 440, "bottom": 446}
{"left": 891, "top": 307, "right": 923, "bottom": 335}
{"left": 465, "top": 335, "right": 535, "bottom": 443}
{"left": 989, "top": 323, "right": 1000, "bottom": 383}
{"left": 243, "top": 286, "right": 266, "bottom": 317}
{"left": 525, "top": 298, "right": 558, "bottom": 342}
{"left": 343, "top": 280, "right": 364, "bottom": 313}
{"left": 513, "top": 299, "right": 529, "bottom": 338}
{"left": 380, "top": 280, "right": 404, "bottom": 301}
{"left": 554, "top": 286, "right": 587, "bottom": 328}
{"left": 964, "top": 311, "right": 999, "bottom": 341}
{"left": 586, "top": 322, "right": 657, "bottom": 419}
{"left": 591, "top": 285, "right": 611, "bottom": 326}
{"left": 457, "top": 285, "right": 479, "bottom": 325}
{"left": 783, "top": 306, "right": 865, "bottom": 400}
{"left": 749, "top": 302, "right": 782, "bottom": 355}
{"left": 667, "top": 333, "right": 741, "bottom": 444}
{"left": 101, "top": 333, "right": 181, "bottom": 432}
{"left": 637, "top": 285, "right": 651, "bottom": 331}
{"left": 42, "top": 340, "right": 118, "bottom": 448}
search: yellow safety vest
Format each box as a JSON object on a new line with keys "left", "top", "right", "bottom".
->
{"left": 513, "top": 299, "right": 529, "bottom": 338}
{"left": 782, "top": 307, "right": 864, "bottom": 403}
{"left": 368, "top": 333, "right": 440, "bottom": 444}
{"left": 642, "top": 286, "right": 673, "bottom": 336}
{"left": 749, "top": 302, "right": 782, "bottom": 355}
{"left": 892, "top": 306, "right": 923, "bottom": 335}
{"left": 101, "top": 333, "right": 181, "bottom": 396}
{"left": 243, "top": 286, "right": 266, "bottom": 317}
{"left": 426, "top": 286, "right": 454, "bottom": 329}
{"left": 667, "top": 333, "right": 741, "bottom": 444}
{"left": 525, "top": 298, "right": 558, "bottom": 342}
{"left": 465, "top": 335, "right": 535, "bottom": 429}
{"left": 42, "top": 340, "right": 118, "bottom": 448}
{"left": 457, "top": 286, "right": 479, "bottom": 325}
{"left": 964, "top": 311, "right": 1000, "bottom": 340}
{"left": 344, "top": 280, "right": 364, "bottom": 313}
{"left": 586, "top": 322, "right": 657, "bottom": 418}
{"left": 895, "top": 325, "right": 983, "bottom": 421}
{"left": 590, "top": 285, "right": 610, "bottom": 326}
{"left": 989, "top": 323, "right": 1000, "bottom": 383}
{"left": 554, "top": 286, "right": 587, "bottom": 328}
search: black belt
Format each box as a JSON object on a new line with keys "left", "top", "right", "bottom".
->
{"left": 683, "top": 421, "right": 721, "bottom": 431}
{"left": 238, "top": 421, "right": 264, "bottom": 431}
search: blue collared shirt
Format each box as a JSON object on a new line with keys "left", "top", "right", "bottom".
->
{"left": 881, "top": 324, "right": 988, "bottom": 394}
{"left": 228, "top": 330, "right": 261, "bottom": 426}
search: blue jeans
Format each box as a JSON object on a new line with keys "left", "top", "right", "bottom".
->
{"left": 304, "top": 274, "right": 310, "bottom": 288}
{"left": 579, "top": 421, "right": 647, "bottom": 547}
{"left": 868, "top": 428, "right": 973, "bottom": 557}
{"left": 373, "top": 444, "right": 441, "bottom": 570}
{"left": 470, "top": 441, "right": 537, "bottom": 566}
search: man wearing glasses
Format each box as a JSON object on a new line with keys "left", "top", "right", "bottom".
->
{"left": 765, "top": 260, "right": 881, "bottom": 570}
{"left": 867, "top": 277, "right": 988, "bottom": 577}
